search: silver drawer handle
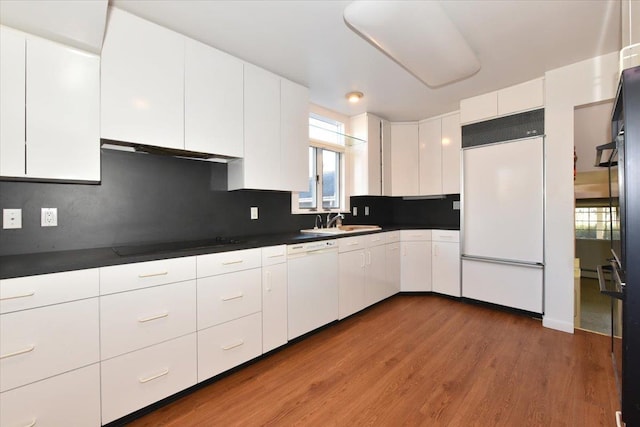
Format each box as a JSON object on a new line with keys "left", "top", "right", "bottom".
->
{"left": 389, "top": 247, "right": 399, "bottom": 251}
{"left": 0, "top": 291, "right": 35, "bottom": 301}
{"left": 139, "top": 368, "right": 169, "bottom": 383}
{"left": 347, "top": 242, "right": 360, "bottom": 246}
{"left": 222, "top": 260, "right": 244, "bottom": 265}
{"left": 138, "top": 312, "right": 169, "bottom": 323}
{"left": 267, "top": 253, "right": 284, "bottom": 258}
{"left": 221, "top": 292, "right": 244, "bottom": 301}
{"left": 222, "top": 340, "right": 244, "bottom": 351}
{"left": 138, "top": 271, "right": 168, "bottom": 278}
{"left": 23, "top": 419, "right": 36, "bottom": 427}
{"left": 0, "top": 344, "right": 35, "bottom": 360}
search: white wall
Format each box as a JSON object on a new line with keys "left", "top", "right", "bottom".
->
{"left": 543, "top": 52, "right": 619, "bottom": 333}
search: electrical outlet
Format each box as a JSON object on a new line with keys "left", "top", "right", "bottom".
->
{"left": 453, "top": 201, "right": 461, "bottom": 210}
{"left": 41, "top": 208, "right": 58, "bottom": 227}
{"left": 352, "top": 206, "right": 358, "bottom": 216}
{"left": 364, "top": 206, "right": 370, "bottom": 216}
{"left": 3, "top": 209, "right": 22, "bottom": 229}
{"left": 250, "top": 206, "right": 258, "bottom": 220}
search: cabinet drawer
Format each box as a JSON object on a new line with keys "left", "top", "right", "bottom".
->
{"left": 262, "top": 245, "right": 287, "bottom": 266}
{"left": 338, "top": 235, "right": 367, "bottom": 252}
{"left": 0, "top": 268, "right": 99, "bottom": 314}
{"left": 0, "top": 364, "right": 100, "bottom": 427}
{"left": 197, "top": 268, "right": 261, "bottom": 330}
{"left": 383, "top": 231, "right": 400, "bottom": 244}
{"left": 100, "top": 257, "right": 196, "bottom": 295}
{"left": 400, "top": 230, "right": 432, "bottom": 241}
{"left": 197, "top": 312, "right": 262, "bottom": 382}
{"left": 100, "top": 281, "right": 196, "bottom": 360}
{"left": 101, "top": 333, "right": 197, "bottom": 424}
{"left": 367, "top": 233, "right": 386, "bottom": 247}
{"left": 197, "top": 248, "right": 261, "bottom": 278}
{"left": 431, "top": 230, "right": 460, "bottom": 243}
{"left": 0, "top": 298, "right": 99, "bottom": 392}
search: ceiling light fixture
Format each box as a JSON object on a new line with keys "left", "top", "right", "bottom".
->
{"left": 343, "top": 1, "right": 480, "bottom": 88}
{"left": 346, "top": 91, "right": 364, "bottom": 103}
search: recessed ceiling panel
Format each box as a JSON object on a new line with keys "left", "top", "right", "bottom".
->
{"left": 343, "top": 0, "right": 480, "bottom": 88}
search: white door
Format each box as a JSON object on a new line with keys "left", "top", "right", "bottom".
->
{"left": 338, "top": 249, "right": 366, "bottom": 319}
{"left": 365, "top": 244, "right": 388, "bottom": 305}
{"left": 441, "top": 113, "right": 461, "bottom": 194}
{"left": 390, "top": 123, "right": 419, "bottom": 196}
{"left": 432, "top": 241, "right": 461, "bottom": 297}
{"left": 400, "top": 241, "right": 432, "bottom": 291}
{"left": 280, "top": 79, "right": 309, "bottom": 192}
{"left": 262, "top": 262, "right": 288, "bottom": 353}
{"left": 419, "top": 118, "right": 442, "bottom": 195}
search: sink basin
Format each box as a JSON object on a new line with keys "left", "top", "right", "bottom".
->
{"left": 300, "top": 225, "right": 381, "bottom": 235}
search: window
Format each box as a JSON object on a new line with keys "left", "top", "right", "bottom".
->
{"left": 293, "top": 113, "right": 346, "bottom": 213}
{"left": 575, "top": 206, "right": 620, "bottom": 240}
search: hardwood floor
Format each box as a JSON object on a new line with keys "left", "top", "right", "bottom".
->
{"left": 128, "top": 295, "right": 619, "bottom": 426}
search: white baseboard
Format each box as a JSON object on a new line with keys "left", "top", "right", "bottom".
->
{"left": 542, "top": 316, "right": 574, "bottom": 333}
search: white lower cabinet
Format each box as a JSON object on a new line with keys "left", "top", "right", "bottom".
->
{"left": 0, "top": 298, "right": 99, "bottom": 392}
{"left": 338, "top": 233, "right": 392, "bottom": 319}
{"left": 100, "top": 280, "right": 197, "bottom": 360}
{"left": 101, "top": 333, "right": 197, "bottom": 424}
{"left": 197, "top": 312, "right": 262, "bottom": 382}
{"left": 432, "top": 230, "right": 461, "bottom": 297}
{"left": 262, "top": 246, "right": 288, "bottom": 353}
{"left": 0, "top": 364, "right": 101, "bottom": 427}
{"left": 400, "top": 230, "right": 432, "bottom": 291}
{"left": 384, "top": 241, "right": 401, "bottom": 297}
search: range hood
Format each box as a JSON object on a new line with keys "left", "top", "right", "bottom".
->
{"left": 101, "top": 140, "right": 237, "bottom": 163}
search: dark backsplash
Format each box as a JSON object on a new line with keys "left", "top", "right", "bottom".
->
{"left": 0, "top": 149, "right": 459, "bottom": 256}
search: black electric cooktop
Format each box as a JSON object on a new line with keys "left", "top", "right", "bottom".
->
{"left": 112, "top": 237, "right": 244, "bottom": 257}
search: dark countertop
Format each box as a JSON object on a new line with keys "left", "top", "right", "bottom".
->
{"left": 0, "top": 225, "right": 459, "bottom": 280}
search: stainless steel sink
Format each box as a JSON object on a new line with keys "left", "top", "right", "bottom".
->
{"left": 300, "top": 225, "right": 381, "bottom": 235}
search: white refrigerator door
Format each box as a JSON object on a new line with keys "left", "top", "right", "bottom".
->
{"left": 462, "top": 137, "right": 544, "bottom": 264}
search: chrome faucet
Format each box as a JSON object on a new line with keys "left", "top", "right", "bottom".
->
{"left": 314, "top": 214, "right": 323, "bottom": 229}
{"left": 326, "top": 213, "right": 344, "bottom": 228}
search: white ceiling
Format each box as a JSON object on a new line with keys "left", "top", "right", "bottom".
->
{"left": 112, "top": 1, "right": 619, "bottom": 121}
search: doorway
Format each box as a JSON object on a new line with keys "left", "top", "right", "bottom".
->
{"left": 573, "top": 100, "right": 617, "bottom": 335}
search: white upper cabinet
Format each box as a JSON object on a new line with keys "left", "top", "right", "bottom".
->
{"left": 229, "top": 64, "right": 310, "bottom": 191}
{"left": 101, "top": 8, "right": 185, "bottom": 150}
{"left": 459, "top": 92, "right": 498, "bottom": 125}
{"left": 0, "top": 25, "right": 100, "bottom": 181}
{"left": 441, "top": 113, "right": 461, "bottom": 194}
{"left": 497, "top": 78, "right": 544, "bottom": 116}
{"left": 389, "top": 123, "right": 420, "bottom": 196}
{"left": 350, "top": 113, "right": 382, "bottom": 196}
{"left": 229, "top": 64, "right": 281, "bottom": 190}
{"left": 184, "top": 39, "right": 244, "bottom": 158}
{"left": 0, "top": 26, "right": 26, "bottom": 177}
{"left": 280, "top": 78, "right": 310, "bottom": 192}
{"left": 460, "top": 77, "right": 544, "bottom": 125}
{"left": 418, "top": 117, "right": 442, "bottom": 195}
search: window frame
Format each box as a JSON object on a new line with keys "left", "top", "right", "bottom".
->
{"left": 291, "top": 111, "right": 350, "bottom": 215}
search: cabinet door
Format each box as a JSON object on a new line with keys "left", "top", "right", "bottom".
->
{"left": 365, "top": 243, "right": 388, "bottom": 306}
{"left": 100, "top": 281, "right": 197, "bottom": 360}
{"left": 390, "top": 123, "right": 419, "bottom": 196}
{"left": 418, "top": 118, "right": 442, "bottom": 195}
{"left": 432, "top": 241, "right": 461, "bottom": 297}
{"left": 184, "top": 39, "right": 243, "bottom": 157}
{"left": 460, "top": 92, "right": 498, "bottom": 124}
{"left": 338, "top": 249, "right": 366, "bottom": 319}
{"left": 101, "top": 333, "right": 197, "bottom": 424}
{"left": 281, "top": 78, "right": 309, "bottom": 192}
{"left": 385, "top": 242, "right": 401, "bottom": 295}
{"left": 400, "top": 241, "right": 432, "bottom": 291}
{"left": 0, "top": 298, "right": 99, "bottom": 392}
{"left": 234, "top": 63, "right": 281, "bottom": 190}
{"left": 26, "top": 37, "right": 100, "bottom": 181}
{"left": 263, "top": 262, "right": 288, "bottom": 353}
{"left": 0, "top": 26, "right": 26, "bottom": 178}
{"left": 497, "top": 78, "right": 544, "bottom": 116}
{"left": 441, "top": 113, "right": 461, "bottom": 194}
{"left": 101, "top": 8, "right": 184, "bottom": 149}
{"left": 0, "top": 364, "right": 100, "bottom": 427}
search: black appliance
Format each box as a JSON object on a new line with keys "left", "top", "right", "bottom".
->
{"left": 606, "top": 65, "right": 640, "bottom": 427}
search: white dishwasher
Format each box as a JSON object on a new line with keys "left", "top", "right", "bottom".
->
{"left": 287, "top": 239, "right": 339, "bottom": 340}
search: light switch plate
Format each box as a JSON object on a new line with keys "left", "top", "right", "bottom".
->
{"left": 41, "top": 208, "right": 58, "bottom": 227}
{"left": 250, "top": 206, "right": 258, "bottom": 220}
{"left": 364, "top": 206, "right": 370, "bottom": 216}
{"left": 3, "top": 209, "right": 22, "bottom": 229}
{"left": 352, "top": 206, "right": 358, "bottom": 216}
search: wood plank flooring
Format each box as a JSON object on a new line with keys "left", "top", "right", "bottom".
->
{"left": 128, "top": 295, "right": 619, "bottom": 426}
